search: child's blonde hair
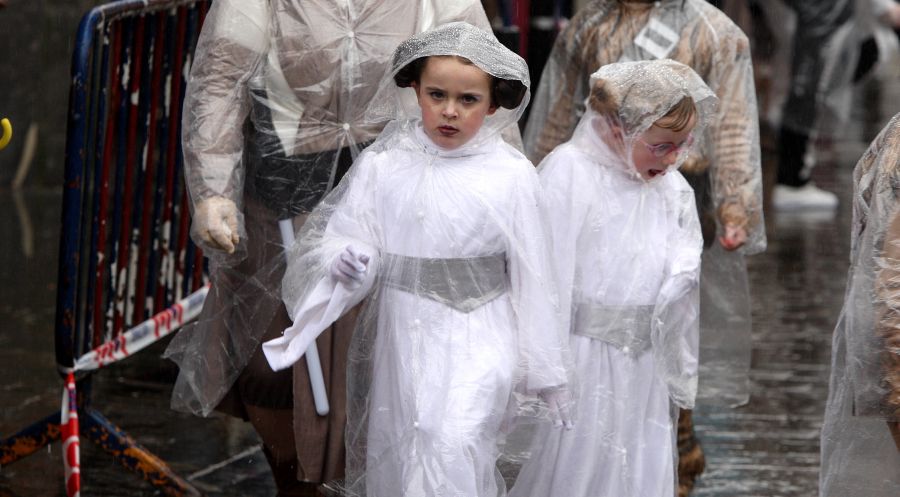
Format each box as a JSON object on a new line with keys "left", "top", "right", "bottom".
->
{"left": 588, "top": 76, "right": 697, "bottom": 133}
{"left": 656, "top": 97, "right": 696, "bottom": 132}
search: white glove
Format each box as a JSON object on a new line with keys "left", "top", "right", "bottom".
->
{"left": 193, "top": 196, "right": 239, "bottom": 253}
{"left": 540, "top": 386, "right": 574, "bottom": 430}
{"left": 331, "top": 245, "right": 370, "bottom": 289}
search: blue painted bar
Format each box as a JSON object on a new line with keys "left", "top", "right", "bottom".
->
{"left": 82, "top": 407, "right": 200, "bottom": 496}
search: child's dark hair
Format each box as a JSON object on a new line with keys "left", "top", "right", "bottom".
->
{"left": 394, "top": 55, "right": 527, "bottom": 109}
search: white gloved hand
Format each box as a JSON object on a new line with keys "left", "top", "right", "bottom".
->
{"left": 331, "top": 245, "right": 370, "bottom": 289}
{"left": 540, "top": 386, "right": 574, "bottom": 430}
{"left": 193, "top": 196, "right": 240, "bottom": 253}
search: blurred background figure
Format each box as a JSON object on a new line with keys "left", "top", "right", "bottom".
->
{"left": 818, "top": 112, "right": 900, "bottom": 497}
{"left": 769, "top": 0, "right": 900, "bottom": 211}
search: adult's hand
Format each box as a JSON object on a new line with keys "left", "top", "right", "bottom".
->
{"left": 884, "top": 3, "right": 900, "bottom": 29}
{"left": 193, "top": 196, "right": 240, "bottom": 253}
{"left": 719, "top": 223, "right": 747, "bottom": 251}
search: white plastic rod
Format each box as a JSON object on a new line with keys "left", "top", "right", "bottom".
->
{"left": 279, "top": 218, "right": 330, "bottom": 416}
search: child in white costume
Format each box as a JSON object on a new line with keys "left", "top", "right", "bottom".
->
{"left": 262, "top": 22, "right": 571, "bottom": 497}
{"left": 509, "top": 60, "right": 715, "bottom": 497}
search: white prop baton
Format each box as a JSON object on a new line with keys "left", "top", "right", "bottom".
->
{"left": 279, "top": 219, "right": 330, "bottom": 416}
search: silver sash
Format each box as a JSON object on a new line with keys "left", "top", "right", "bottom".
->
{"left": 382, "top": 253, "right": 508, "bottom": 313}
{"left": 572, "top": 302, "right": 655, "bottom": 355}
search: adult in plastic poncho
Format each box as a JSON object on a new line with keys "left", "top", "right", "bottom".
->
{"left": 260, "top": 22, "right": 572, "bottom": 497}
{"left": 522, "top": 1, "right": 765, "bottom": 495}
{"left": 771, "top": 0, "right": 853, "bottom": 210}
{"left": 164, "top": 2, "right": 498, "bottom": 495}
{"left": 510, "top": 59, "right": 714, "bottom": 497}
{"left": 772, "top": 0, "right": 900, "bottom": 210}
{"left": 819, "top": 112, "right": 900, "bottom": 497}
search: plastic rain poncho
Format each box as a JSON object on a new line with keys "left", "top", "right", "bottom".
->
{"left": 509, "top": 60, "right": 712, "bottom": 497}
{"left": 777, "top": 0, "right": 862, "bottom": 141}
{"left": 164, "top": 0, "right": 497, "bottom": 482}
{"left": 819, "top": 112, "right": 900, "bottom": 497}
{"left": 524, "top": 0, "right": 765, "bottom": 407}
{"left": 179, "top": 0, "right": 501, "bottom": 223}
{"left": 752, "top": 0, "right": 900, "bottom": 133}
{"left": 260, "top": 22, "right": 571, "bottom": 497}
{"left": 786, "top": 0, "right": 900, "bottom": 138}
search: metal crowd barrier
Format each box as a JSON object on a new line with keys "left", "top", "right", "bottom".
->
{"left": 0, "top": 1, "right": 211, "bottom": 494}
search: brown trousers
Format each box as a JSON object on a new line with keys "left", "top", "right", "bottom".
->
{"left": 209, "top": 197, "right": 359, "bottom": 486}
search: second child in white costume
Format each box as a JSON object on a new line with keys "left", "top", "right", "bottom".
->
{"left": 510, "top": 60, "right": 715, "bottom": 497}
{"left": 262, "top": 22, "right": 571, "bottom": 497}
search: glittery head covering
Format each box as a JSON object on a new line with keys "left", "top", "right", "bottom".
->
{"left": 365, "top": 21, "right": 530, "bottom": 134}
{"left": 588, "top": 59, "right": 717, "bottom": 137}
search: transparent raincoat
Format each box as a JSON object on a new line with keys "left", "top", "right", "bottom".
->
{"left": 524, "top": 0, "right": 765, "bottom": 406}
{"left": 164, "top": 0, "right": 497, "bottom": 482}
{"left": 775, "top": 0, "right": 900, "bottom": 138}
{"left": 509, "top": 59, "right": 712, "bottom": 497}
{"left": 819, "top": 112, "right": 900, "bottom": 497}
{"left": 260, "top": 22, "right": 571, "bottom": 497}
{"left": 777, "top": 0, "right": 854, "bottom": 137}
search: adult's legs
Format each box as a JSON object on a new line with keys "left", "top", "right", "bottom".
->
{"left": 773, "top": 0, "right": 852, "bottom": 210}
{"left": 247, "top": 407, "right": 310, "bottom": 497}
{"left": 225, "top": 196, "right": 307, "bottom": 495}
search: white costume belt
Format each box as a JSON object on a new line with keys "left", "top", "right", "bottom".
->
{"left": 573, "top": 302, "right": 654, "bottom": 355}
{"left": 382, "top": 253, "right": 508, "bottom": 313}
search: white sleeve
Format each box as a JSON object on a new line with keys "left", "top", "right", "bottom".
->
{"left": 262, "top": 153, "right": 382, "bottom": 370}
{"left": 652, "top": 178, "right": 703, "bottom": 408}
{"left": 537, "top": 149, "right": 592, "bottom": 342}
{"left": 507, "top": 160, "right": 571, "bottom": 393}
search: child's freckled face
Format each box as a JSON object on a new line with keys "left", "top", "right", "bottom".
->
{"left": 412, "top": 56, "right": 497, "bottom": 150}
{"left": 631, "top": 114, "right": 697, "bottom": 181}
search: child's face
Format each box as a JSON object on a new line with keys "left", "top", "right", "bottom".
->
{"left": 630, "top": 113, "right": 697, "bottom": 181}
{"left": 412, "top": 56, "right": 497, "bottom": 149}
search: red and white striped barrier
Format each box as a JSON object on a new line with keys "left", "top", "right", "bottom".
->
{"left": 59, "top": 285, "right": 208, "bottom": 495}
{"left": 61, "top": 372, "right": 80, "bottom": 497}
{"left": 73, "top": 285, "right": 208, "bottom": 372}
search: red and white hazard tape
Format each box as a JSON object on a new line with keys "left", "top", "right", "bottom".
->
{"left": 59, "top": 285, "right": 208, "bottom": 496}
{"left": 73, "top": 285, "right": 208, "bottom": 372}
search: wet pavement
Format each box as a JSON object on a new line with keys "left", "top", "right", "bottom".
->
{"left": 2, "top": 32, "right": 900, "bottom": 497}
{"left": 0, "top": 193, "right": 276, "bottom": 496}
{"left": 688, "top": 70, "right": 900, "bottom": 496}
